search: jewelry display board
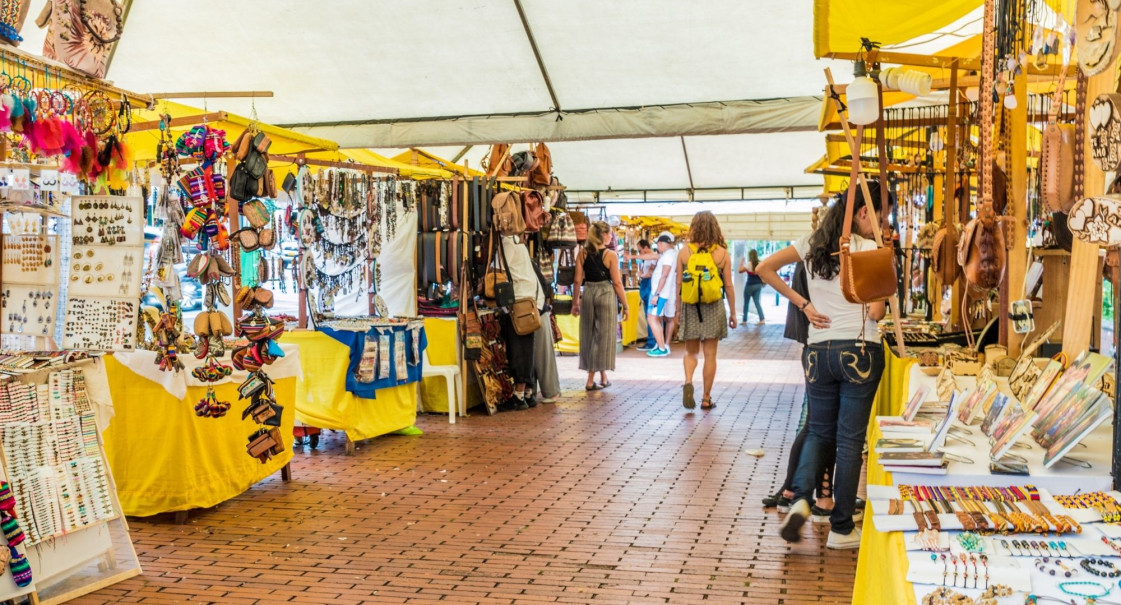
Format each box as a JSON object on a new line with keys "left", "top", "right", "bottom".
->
{"left": 61, "top": 298, "right": 138, "bottom": 351}
{"left": 0, "top": 359, "right": 139, "bottom": 605}
{"left": 1, "top": 286, "right": 58, "bottom": 340}
{"left": 1, "top": 235, "right": 59, "bottom": 286}
{"left": 66, "top": 247, "right": 142, "bottom": 299}
{"left": 62, "top": 196, "right": 143, "bottom": 351}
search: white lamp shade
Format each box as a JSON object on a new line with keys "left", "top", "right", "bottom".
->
{"left": 847, "top": 76, "right": 879, "bottom": 125}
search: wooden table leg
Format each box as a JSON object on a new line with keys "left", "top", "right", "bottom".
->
{"left": 174, "top": 511, "right": 188, "bottom": 525}
{"left": 345, "top": 439, "right": 356, "bottom": 456}
{"left": 281, "top": 463, "right": 292, "bottom": 482}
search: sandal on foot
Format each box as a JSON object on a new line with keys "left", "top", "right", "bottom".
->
{"left": 682, "top": 384, "right": 696, "bottom": 409}
{"left": 700, "top": 398, "right": 715, "bottom": 410}
{"left": 600, "top": 381, "right": 612, "bottom": 388}
{"left": 585, "top": 384, "right": 601, "bottom": 391}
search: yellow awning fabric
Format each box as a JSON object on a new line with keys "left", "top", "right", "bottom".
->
{"left": 813, "top": 0, "right": 982, "bottom": 57}
{"left": 392, "top": 149, "right": 486, "bottom": 178}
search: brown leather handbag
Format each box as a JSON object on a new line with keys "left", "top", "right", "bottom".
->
{"left": 1041, "top": 69, "right": 1076, "bottom": 213}
{"left": 838, "top": 125, "right": 897, "bottom": 305}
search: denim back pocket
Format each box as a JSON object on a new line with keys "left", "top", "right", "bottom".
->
{"left": 802, "top": 348, "right": 820, "bottom": 383}
{"left": 838, "top": 347, "right": 880, "bottom": 384}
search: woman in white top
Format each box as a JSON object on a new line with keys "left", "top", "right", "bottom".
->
{"left": 499, "top": 234, "right": 546, "bottom": 411}
{"left": 756, "top": 180, "right": 892, "bottom": 550}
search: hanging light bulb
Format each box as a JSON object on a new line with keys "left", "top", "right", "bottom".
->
{"left": 847, "top": 60, "right": 879, "bottom": 126}
{"left": 881, "top": 67, "right": 932, "bottom": 96}
{"left": 965, "top": 87, "right": 980, "bottom": 102}
{"left": 1004, "top": 94, "right": 1018, "bottom": 109}
{"left": 929, "top": 128, "right": 944, "bottom": 153}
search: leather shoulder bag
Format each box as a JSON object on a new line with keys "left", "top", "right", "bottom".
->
{"left": 837, "top": 123, "right": 897, "bottom": 305}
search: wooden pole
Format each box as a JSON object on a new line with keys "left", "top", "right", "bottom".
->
{"left": 1003, "top": 75, "right": 1029, "bottom": 356}
{"left": 943, "top": 61, "right": 960, "bottom": 326}
{"left": 1064, "top": 67, "right": 1114, "bottom": 354}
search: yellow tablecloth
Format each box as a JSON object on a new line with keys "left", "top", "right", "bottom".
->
{"left": 554, "top": 290, "right": 639, "bottom": 354}
{"left": 102, "top": 356, "right": 295, "bottom": 518}
{"left": 419, "top": 317, "right": 458, "bottom": 414}
{"left": 621, "top": 290, "right": 641, "bottom": 346}
{"left": 851, "top": 343, "right": 916, "bottom": 605}
{"left": 283, "top": 330, "right": 417, "bottom": 442}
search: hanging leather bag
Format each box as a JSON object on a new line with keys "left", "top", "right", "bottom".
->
{"left": 482, "top": 231, "right": 516, "bottom": 307}
{"left": 530, "top": 142, "right": 552, "bottom": 187}
{"left": 1041, "top": 69, "right": 1076, "bottom": 213}
{"left": 837, "top": 124, "right": 897, "bottom": 305}
{"left": 522, "top": 190, "right": 547, "bottom": 233}
{"left": 484, "top": 144, "right": 512, "bottom": 178}
{"left": 547, "top": 211, "right": 578, "bottom": 248}
{"left": 491, "top": 191, "right": 526, "bottom": 236}
{"left": 555, "top": 247, "right": 576, "bottom": 286}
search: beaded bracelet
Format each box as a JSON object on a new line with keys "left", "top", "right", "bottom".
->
{"left": 1058, "top": 579, "right": 1110, "bottom": 598}
{"left": 1082, "top": 558, "right": 1121, "bottom": 579}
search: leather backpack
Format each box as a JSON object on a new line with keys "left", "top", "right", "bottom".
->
{"left": 491, "top": 191, "right": 526, "bottom": 236}
{"left": 522, "top": 190, "right": 547, "bottom": 233}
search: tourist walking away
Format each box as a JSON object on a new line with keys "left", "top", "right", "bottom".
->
{"left": 757, "top": 180, "right": 891, "bottom": 549}
{"left": 646, "top": 232, "right": 678, "bottom": 357}
{"left": 676, "top": 212, "right": 736, "bottom": 410}
{"left": 497, "top": 234, "right": 546, "bottom": 411}
{"left": 573, "top": 221, "right": 629, "bottom": 391}
{"left": 631, "top": 239, "right": 658, "bottom": 351}
{"left": 739, "top": 248, "right": 765, "bottom": 324}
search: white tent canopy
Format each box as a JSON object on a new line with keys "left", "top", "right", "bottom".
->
{"left": 19, "top": 0, "right": 851, "bottom": 195}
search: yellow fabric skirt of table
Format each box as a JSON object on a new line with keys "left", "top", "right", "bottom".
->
{"left": 102, "top": 356, "right": 295, "bottom": 518}
{"left": 555, "top": 290, "right": 641, "bottom": 353}
{"left": 851, "top": 344, "right": 915, "bottom": 605}
{"left": 283, "top": 330, "right": 417, "bottom": 442}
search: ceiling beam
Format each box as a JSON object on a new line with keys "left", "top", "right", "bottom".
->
{"left": 286, "top": 97, "right": 822, "bottom": 147}
{"left": 680, "top": 136, "right": 695, "bottom": 193}
{"left": 451, "top": 145, "right": 473, "bottom": 163}
{"left": 513, "top": 0, "right": 561, "bottom": 114}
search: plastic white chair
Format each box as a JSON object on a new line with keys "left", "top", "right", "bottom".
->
{"left": 422, "top": 349, "right": 462, "bottom": 423}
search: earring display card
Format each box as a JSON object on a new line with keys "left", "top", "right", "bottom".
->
{"left": 62, "top": 297, "right": 138, "bottom": 351}
{"left": 1, "top": 235, "right": 59, "bottom": 286}
{"left": 67, "top": 246, "right": 143, "bottom": 298}
{"left": 0, "top": 285, "right": 58, "bottom": 338}
{"left": 70, "top": 196, "right": 144, "bottom": 248}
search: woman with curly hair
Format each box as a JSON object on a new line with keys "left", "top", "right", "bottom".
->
{"left": 675, "top": 211, "right": 737, "bottom": 410}
{"left": 756, "top": 180, "right": 892, "bottom": 550}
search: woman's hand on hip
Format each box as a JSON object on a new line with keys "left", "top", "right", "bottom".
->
{"left": 803, "top": 302, "right": 831, "bottom": 329}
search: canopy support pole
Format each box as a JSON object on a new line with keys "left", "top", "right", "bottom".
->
{"left": 680, "top": 136, "right": 695, "bottom": 195}
{"left": 513, "top": 0, "right": 561, "bottom": 114}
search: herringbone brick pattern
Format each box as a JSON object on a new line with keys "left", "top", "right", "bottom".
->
{"left": 74, "top": 321, "right": 859, "bottom": 604}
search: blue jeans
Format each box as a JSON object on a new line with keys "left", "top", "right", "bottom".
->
{"left": 743, "top": 282, "right": 764, "bottom": 321}
{"left": 794, "top": 340, "right": 884, "bottom": 534}
{"left": 639, "top": 277, "right": 655, "bottom": 347}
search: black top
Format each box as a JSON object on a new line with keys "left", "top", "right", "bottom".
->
{"left": 783, "top": 262, "right": 810, "bottom": 345}
{"left": 583, "top": 248, "right": 611, "bottom": 283}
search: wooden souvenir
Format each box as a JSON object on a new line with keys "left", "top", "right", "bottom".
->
{"left": 1077, "top": 0, "right": 1121, "bottom": 76}
{"left": 1068, "top": 195, "right": 1121, "bottom": 246}
{"left": 1090, "top": 93, "right": 1121, "bottom": 171}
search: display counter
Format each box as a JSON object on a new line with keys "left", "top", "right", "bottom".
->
{"left": 283, "top": 330, "right": 418, "bottom": 444}
{"left": 852, "top": 345, "right": 1115, "bottom": 605}
{"left": 103, "top": 347, "right": 300, "bottom": 517}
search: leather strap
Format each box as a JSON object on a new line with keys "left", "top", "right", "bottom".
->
{"left": 978, "top": 0, "right": 996, "bottom": 207}
{"left": 435, "top": 231, "right": 443, "bottom": 285}
{"left": 840, "top": 126, "right": 863, "bottom": 248}
{"left": 451, "top": 178, "right": 460, "bottom": 231}
{"left": 447, "top": 231, "right": 460, "bottom": 288}
{"left": 1074, "top": 71, "right": 1087, "bottom": 200}
{"left": 425, "top": 233, "right": 438, "bottom": 287}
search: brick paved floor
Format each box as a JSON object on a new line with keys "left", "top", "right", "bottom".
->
{"left": 75, "top": 320, "right": 861, "bottom": 605}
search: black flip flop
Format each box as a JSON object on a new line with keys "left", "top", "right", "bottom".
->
{"left": 682, "top": 384, "right": 696, "bottom": 409}
{"left": 585, "top": 384, "right": 601, "bottom": 391}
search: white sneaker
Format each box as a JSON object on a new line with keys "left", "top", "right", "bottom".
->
{"left": 779, "top": 499, "right": 810, "bottom": 543}
{"left": 826, "top": 529, "right": 862, "bottom": 549}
